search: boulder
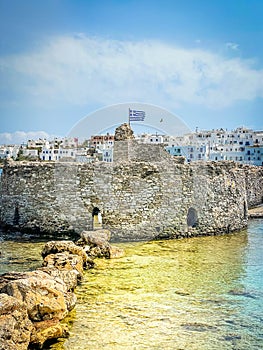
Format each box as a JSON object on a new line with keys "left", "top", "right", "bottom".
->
{"left": 77, "top": 230, "right": 112, "bottom": 259}
{"left": 0, "top": 272, "right": 29, "bottom": 291}
{"left": 0, "top": 293, "right": 33, "bottom": 350}
{"left": 0, "top": 271, "right": 76, "bottom": 322}
{"left": 89, "top": 245, "right": 110, "bottom": 259}
{"left": 38, "top": 267, "right": 79, "bottom": 291}
{"left": 79, "top": 229, "right": 111, "bottom": 245}
{"left": 41, "top": 241, "right": 88, "bottom": 267}
{"left": 30, "top": 319, "right": 69, "bottom": 349}
{"left": 42, "top": 252, "right": 84, "bottom": 279}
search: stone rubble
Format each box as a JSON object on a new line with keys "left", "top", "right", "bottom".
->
{"left": 0, "top": 230, "right": 124, "bottom": 349}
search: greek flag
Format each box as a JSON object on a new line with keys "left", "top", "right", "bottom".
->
{"left": 129, "top": 108, "right": 146, "bottom": 121}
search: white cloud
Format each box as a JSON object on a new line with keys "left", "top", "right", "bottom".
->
{"left": 1, "top": 35, "right": 263, "bottom": 110}
{"left": 0, "top": 131, "right": 56, "bottom": 145}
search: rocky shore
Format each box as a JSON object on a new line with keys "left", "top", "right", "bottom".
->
{"left": 0, "top": 230, "right": 124, "bottom": 350}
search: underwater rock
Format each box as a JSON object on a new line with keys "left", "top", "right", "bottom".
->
{"left": 109, "top": 245, "right": 125, "bottom": 259}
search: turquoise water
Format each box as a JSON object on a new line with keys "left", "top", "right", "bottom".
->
{"left": 0, "top": 220, "right": 263, "bottom": 349}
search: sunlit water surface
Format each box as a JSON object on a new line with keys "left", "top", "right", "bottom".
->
{"left": 0, "top": 220, "right": 262, "bottom": 350}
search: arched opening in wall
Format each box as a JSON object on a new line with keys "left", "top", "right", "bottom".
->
{"left": 244, "top": 201, "right": 248, "bottom": 219}
{"left": 92, "top": 207, "right": 102, "bottom": 230}
{"left": 187, "top": 207, "right": 198, "bottom": 227}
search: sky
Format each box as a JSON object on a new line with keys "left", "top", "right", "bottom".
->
{"left": 0, "top": 0, "right": 263, "bottom": 144}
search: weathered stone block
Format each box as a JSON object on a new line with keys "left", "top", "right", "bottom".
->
{"left": 0, "top": 293, "right": 33, "bottom": 350}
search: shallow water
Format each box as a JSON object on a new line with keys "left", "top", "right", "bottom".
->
{"left": 1, "top": 220, "right": 263, "bottom": 350}
{"left": 0, "top": 239, "right": 44, "bottom": 274}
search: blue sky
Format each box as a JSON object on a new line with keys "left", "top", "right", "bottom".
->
{"left": 0, "top": 0, "right": 263, "bottom": 143}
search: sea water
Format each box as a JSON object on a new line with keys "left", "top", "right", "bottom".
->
{"left": 0, "top": 219, "right": 262, "bottom": 350}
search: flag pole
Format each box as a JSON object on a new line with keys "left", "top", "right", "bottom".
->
{"left": 128, "top": 108, "right": 131, "bottom": 126}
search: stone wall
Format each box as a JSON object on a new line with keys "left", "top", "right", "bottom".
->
{"left": 113, "top": 140, "right": 170, "bottom": 163}
{"left": 0, "top": 147, "right": 262, "bottom": 241}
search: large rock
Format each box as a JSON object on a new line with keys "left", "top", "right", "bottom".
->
{"left": 77, "top": 230, "right": 111, "bottom": 259}
{"left": 0, "top": 271, "right": 76, "bottom": 322}
{"left": 38, "top": 267, "right": 79, "bottom": 291}
{"left": 41, "top": 241, "right": 88, "bottom": 268}
{"left": 79, "top": 229, "right": 111, "bottom": 244}
{"left": 30, "top": 319, "right": 69, "bottom": 349}
{"left": 0, "top": 293, "right": 33, "bottom": 350}
{"left": 42, "top": 252, "right": 84, "bottom": 279}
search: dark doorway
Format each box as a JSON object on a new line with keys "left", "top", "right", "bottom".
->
{"left": 187, "top": 207, "right": 198, "bottom": 227}
{"left": 13, "top": 205, "right": 20, "bottom": 226}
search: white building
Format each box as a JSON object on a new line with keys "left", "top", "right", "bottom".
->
{"left": 244, "top": 145, "right": 263, "bottom": 166}
{"left": 22, "top": 149, "right": 39, "bottom": 158}
{"left": 40, "top": 147, "right": 77, "bottom": 161}
{"left": 165, "top": 126, "right": 262, "bottom": 165}
{"left": 0, "top": 145, "right": 20, "bottom": 160}
{"left": 27, "top": 139, "right": 49, "bottom": 149}
{"left": 136, "top": 134, "right": 164, "bottom": 144}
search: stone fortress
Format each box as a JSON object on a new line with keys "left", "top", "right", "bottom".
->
{"left": 0, "top": 124, "right": 262, "bottom": 241}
